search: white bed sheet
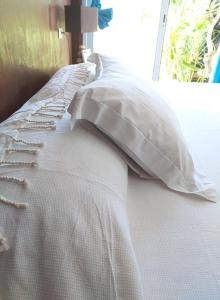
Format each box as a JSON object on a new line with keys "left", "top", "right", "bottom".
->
{"left": 127, "top": 83, "right": 220, "bottom": 300}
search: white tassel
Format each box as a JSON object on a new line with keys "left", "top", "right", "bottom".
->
{"left": 52, "top": 102, "right": 66, "bottom": 107}
{"left": 5, "top": 148, "right": 38, "bottom": 155}
{"left": 32, "top": 112, "right": 63, "bottom": 118}
{"left": 40, "top": 107, "right": 65, "bottom": 113}
{"left": 24, "top": 119, "right": 55, "bottom": 125}
{"left": 0, "top": 176, "right": 27, "bottom": 186}
{"left": 68, "top": 82, "right": 82, "bottom": 87}
{"left": 44, "top": 105, "right": 66, "bottom": 109}
{"left": 16, "top": 124, "right": 56, "bottom": 131}
{"left": 0, "top": 160, "right": 37, "bottom": 167}
{"left": 75, "top": 70, "right": 88, "bottom": 74}
{"left": 0, "top": 194, "right": 28, "bottom": 209}
{"left": 0, "top": 234, "right": 9, "bottom": 253}
{"left": 75, "top": 75, "right": 88, "bottom": 80}
{"left": 56, "top": 100, "right": 69, "bottom": 105}
{"left": 10, "top": 137, "right": 44, "bottom": 147}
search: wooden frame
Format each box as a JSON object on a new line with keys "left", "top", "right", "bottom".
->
{"left": 65, "top": 2, "right": 98, "bottom": 63}
{"left": 0, "top": 0, "right": 76, "bottom": 122}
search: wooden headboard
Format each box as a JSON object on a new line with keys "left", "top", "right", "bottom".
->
{"left": 0, "top": 0, "right": 81, "bottom": 122}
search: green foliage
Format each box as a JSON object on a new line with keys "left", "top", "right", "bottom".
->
{"left": 163, "top": 0, "right": 220, "bottom": 82}
{"left": 170, "top": 0, "right": 183, "bottom": 5}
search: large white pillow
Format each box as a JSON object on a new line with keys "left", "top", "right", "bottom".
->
{"left": 68, "top": 54, "right": 216, "bottom": 202}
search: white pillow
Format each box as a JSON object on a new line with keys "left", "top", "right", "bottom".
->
{"left": 81, "top": 48, "right": 92, "bottom": 62}
{"left": 87, "top": 53, "right": 103, "bottom": 79}
{"left": 68, "top": 54, "right": 216, "bottom": 202}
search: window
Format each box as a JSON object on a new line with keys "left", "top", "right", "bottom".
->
{"left": 93, "top": 0, "right": 163, "bottom": 79}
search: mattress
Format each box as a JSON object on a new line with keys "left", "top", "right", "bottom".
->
{"left": 127, "top": 83, "right": 220, "bottom": 299}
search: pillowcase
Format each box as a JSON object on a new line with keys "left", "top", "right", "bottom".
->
{"left": 68, "top": 54, "right": 216, "bottom": 202}
{"left": 81, "top": 48, "right": 92, "bottom": 62}
{"left": 87, "top": 53, "right": 103, "bottom": 79}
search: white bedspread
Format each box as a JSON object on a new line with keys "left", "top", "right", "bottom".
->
{"left": 0, "top": 65, "right": 143, "bottom": 299}
{"left": 127, "top": 83, "right": 220, "bottom": 300}
{"left": 1, "top": 67, "right": 219, "bottom": 300}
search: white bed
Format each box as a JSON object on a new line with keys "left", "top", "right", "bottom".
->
{"left": 127, "top": 82, "right": 220, "bottom": 299}
{"left": 0, "top": 60, "right": 219, "bottom": 300}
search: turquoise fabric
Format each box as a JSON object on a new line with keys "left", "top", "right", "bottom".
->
{"left": 91, "top": 0, "right": 101, "bottom": 10}
{"left": 91, "top": 0, "right": 113, "bottom": 29}
{"left": 210, "top": 45, "right": 220, "bottom": 83}
{"left": 211, "top": 54, "right": 220, "bottom": 83}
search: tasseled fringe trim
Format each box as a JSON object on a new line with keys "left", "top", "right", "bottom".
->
{"left": 54, "top": 100, "right": 69, "bottom": 106}
{"left": 0, "top": 160, "right": 37, "bottom": 167}
{"left": 5, "top": 148, "right": 38, "bottom": 155}
{"left": 75, "top": 70, "right": 89, "bottom": 75}
{"left": 67, "top": 82, "right": 83, "bottom": 87}
{"left": 0, "top": 234, "right": 9, "bottom": 253}
{"left": 40, "top": 107, "right": 66, "bottom": 113}
{"left": 32, "top": 112, "right": 63, "bottom": 118}
{"left": 75, "top": 75, "right": 89, "bottom": 80}
{"left": 43, "top": 105, "right": 66, "bottom": 109}
{"left": 10, "top": 137, "right": 44, "bottom": 147}
{"left": 16, "top": 124, "right": 56, "bottom": 131}
{"left": 0, "top": 194, "right": 28, "bottom": 209}
{"left": 0, "top": 176, "right": 27, "bottom": 186}
{"left": 24, "top": 119, "right": 55, "bottom": 125}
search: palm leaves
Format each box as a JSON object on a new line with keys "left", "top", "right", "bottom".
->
{"left": 163, "top": 0, "right": 220, "bottom": 81}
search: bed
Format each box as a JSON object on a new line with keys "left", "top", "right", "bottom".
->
{"left": 0, "top": 8, "right": 220, "bottom": 297}
{"left": 127, "top": 82, "right": 220, "bottom": 299}
{"left": 0, "top": 52, "right": 219, "bottom": 299}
